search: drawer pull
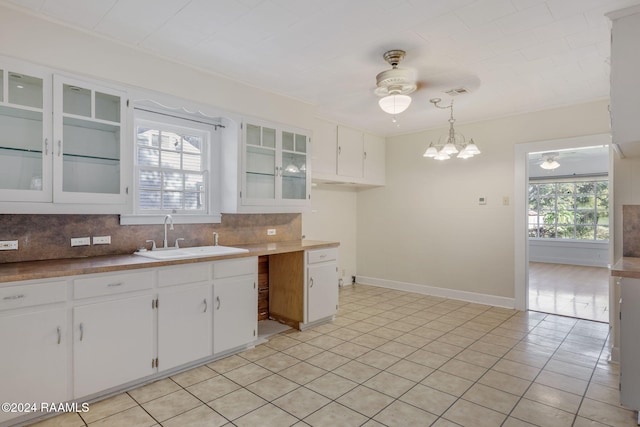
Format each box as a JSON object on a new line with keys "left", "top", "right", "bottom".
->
{"left": 107, "top": 282, "right": 123, "bottom": 287}
{"left": 310, "top": 277, "right": 314, "bottom": 288}
{"left": 319, "top": 254, "right": 327, "bottom": 258}
{"left": 57, "top": 326, "right": 61, "bottom": 345}
{"left": 203, "top": 298, "right": 208, "bottom": 313}
{"left": 79, "top": 323, "right": 84, "bottom": 342}
{"left": 3, "top": 294, "right": 25, "bottom": 301}
{"left": 216, "top": 296, "right": 221, "bottom": 310}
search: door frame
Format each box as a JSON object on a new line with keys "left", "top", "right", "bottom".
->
{"left": 513, "top": 133, "right": 611, "bottom": 311}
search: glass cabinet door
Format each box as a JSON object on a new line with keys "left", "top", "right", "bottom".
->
{"left": 280, "top": 131, "right": 307, "bottom": 200}
{"left": 53, "top": 75, "right": 125, "bottom": 203}
{"left": 244, "top": 123, "right": 276, "bottom": 202}
{"left": 0, "top": 65, "right": 51, "bottom": 202}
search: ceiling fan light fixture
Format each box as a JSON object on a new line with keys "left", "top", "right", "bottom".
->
{"left": 539, "top": 152, "right": 560, "bottom": 170}
{"left": 540, "top": 159, "right": 560, "bottom": 170}
{"left": 378, "top": 94, "right": 412, "bottom": 115}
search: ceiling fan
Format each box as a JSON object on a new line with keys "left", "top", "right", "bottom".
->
{"left": 374, "top": 50, "right": 417, "bottom": 115}
{"left": 373, "top": 49, "right": 481, "bottom": 119}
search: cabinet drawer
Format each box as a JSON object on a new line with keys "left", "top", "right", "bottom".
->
{"left": 0, "top": 281, "right": 67, "bottom": 311}
{"left": 74, "top": 270, "right": 154, "bottom": 299}
{"left": 158, "top": 263, "right": 210, "bottom": 287}
{"left": 214, "top": 257, "right": 257, "bottom": 279}
{"left": 307, "top": 248, "right": 338, "bottom": 264}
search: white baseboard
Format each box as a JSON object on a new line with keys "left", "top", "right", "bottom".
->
{"left": 356, "top": 276, "right": 515, "bottom": 309}
{"left": 610, "top": 345, "right": 620, "bottom": 364}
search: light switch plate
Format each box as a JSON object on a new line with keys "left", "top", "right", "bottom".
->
{"left": 267, "top": 229, "right": 276, "bottom": 235}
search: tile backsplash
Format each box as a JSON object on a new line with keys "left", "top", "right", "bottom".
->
{"left": 623, "top": 205, "right": 640, "bottom": 257}
{"left": 0, "top": 213, "right": 301, "bottom": 263}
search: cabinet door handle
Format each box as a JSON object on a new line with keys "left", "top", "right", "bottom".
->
{"left": 44, "top": 138, "right": 49, "bottom": 155}
{"left": 107, "top": 282, "right": 123, "bottom": 288}
{"left": 216, "top": 296, "right": 221, "bottom": 310}
{"left": 364, "top": 151, "right": 367, "bottom": 159}
{"left": 338, "top": 146, "right": 341, "bottom": 155}
{"left": 79, "top": 323, "right": 84, "bottom": 341}
{"left": 3, "top": 294, "right": 25, "bottom": 301}
{"left": 57, "top": 140, "right": 62, "bottom": 157}
{"left": 57, "top": 326, "right": 61, "bottom": 345}
{"left": 203, "top": 298, "right": 208, "bottom": 313}
{"left": 310, "top": 277, "right": 314, "bottom": 288}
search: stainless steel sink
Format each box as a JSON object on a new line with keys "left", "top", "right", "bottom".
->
{"left": 134, "top": 245, "right": 249, "bottom": 260}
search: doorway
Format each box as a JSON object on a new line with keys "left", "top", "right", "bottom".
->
{"left": 514, "top": 134, "right": 612, "bottom": 323}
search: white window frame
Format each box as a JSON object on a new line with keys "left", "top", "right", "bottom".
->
{"left": 121, "top": 107, "right": 221, "bottom": 225}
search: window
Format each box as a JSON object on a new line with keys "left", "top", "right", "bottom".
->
{"left": 528, "top": 178, "right": 608, "bottom": 241}
{"left": 130, "top": 108, "right": 220, "bottom": 222}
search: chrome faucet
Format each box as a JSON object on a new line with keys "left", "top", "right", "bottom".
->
{"left": 163, "top": 214, "right": 174, "bottom": 248}
{"left": 213, "top": 232, "right": 219, "bottom": 246}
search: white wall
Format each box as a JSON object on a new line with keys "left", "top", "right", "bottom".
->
{"left": 529, "top": 240, "right": 608, "bottom": 267}
{"left": 357, "top": 100, "right": 611, "bottom": 306}
{"left": 302, "top": 185, "right": 358, "bottom": 283}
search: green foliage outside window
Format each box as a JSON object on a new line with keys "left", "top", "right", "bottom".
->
{"left": 528, "top": 180, "right": 608, "bottom": 241}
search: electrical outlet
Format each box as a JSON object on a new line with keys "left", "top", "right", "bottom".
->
{"left": 267, "top": 229, "right": 276, "bottom": 236}
{"left": 71, "top": 237, "right": 90, "bottom": 247}
{"left": 93, "top": 236, "right": 111, "bottom": 245}
{"left": 0, "top": 240, "right": 18, "bottom": 250}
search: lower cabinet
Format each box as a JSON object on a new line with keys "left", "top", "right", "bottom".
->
{"left": 307, "top": 248, "right": 339, "bottom": 324}
{"left": 0, "top": 307, "right": 68, "bottom": 424}
{"left": 213, "top": 258, "right": 258, "bottom": 354}
{"left": 158, "top": 283, "right": 212, "bottom": 371}
{"left": 73, "top": 294, "right": 155, "bottom": 398}
{"left": 269, "top": 247, "right": 339, "bottom": 329}
{"left": 620, "top": 278, "right": 640, "bottom": 411}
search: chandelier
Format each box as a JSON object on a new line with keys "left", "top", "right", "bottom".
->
{"left": 423, "top": 98, "right": 480, "bottom": 160}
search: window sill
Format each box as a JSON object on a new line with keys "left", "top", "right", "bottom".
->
{"left": 120, "top": 213, "right": 221, "bottom": 225}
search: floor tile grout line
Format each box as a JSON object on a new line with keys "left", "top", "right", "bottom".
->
{"left": 499, "top": 313, "right": 608, "bottom": 426}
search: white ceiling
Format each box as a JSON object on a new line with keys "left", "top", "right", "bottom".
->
{"left": 4, "top": 0, "right": 640, "bottom": 136}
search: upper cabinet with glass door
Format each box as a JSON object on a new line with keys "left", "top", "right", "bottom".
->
{"left": 235, "top": 119, "right": 310, "bottom": 212}
{"left": 53, "top": 75, "right": 126, "bottom": 204}
{"left": 0, "top": 61, "right": 52, "bottom": 202}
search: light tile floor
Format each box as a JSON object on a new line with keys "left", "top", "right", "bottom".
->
{"left": 529, "top": 262, "right": 610, "bottom": 323}
{"left": 29, "top": 284, "right": 635, "bottom": 427}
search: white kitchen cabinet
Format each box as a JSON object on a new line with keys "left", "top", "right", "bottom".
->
{"left": 213, "top": 257, "right": 258, "bottom": 354}
{"left": 337, "top": 125, "right": 364, "bottom": 178}
{"left": 53, "top": 74, "right": 127, "bottom": 204}
{"left": 311, "top": 119, "right": 337, "bottom": 177}
{"left": 72, "top": 270, "right": 154, "bottom": 398}
{"left": 608, "top": 6, "right": 640, "bottom": 157}
{"left": 157, "top": 263, "right": 212, "bottom": 371}
{"left": 222, "top": 118, "right": 311, "bottom": 213}
{"left": 619, "top": 277, "right": 640, "bottom": 414}
{"left": 312, "top": 122, "right": 385, "bottom": 186}
{"left": 73, "top": 294, "right": 154, "bottom": 398}
{"left": 0, "top": 280, "right": 68, "bottom": 425}
{"left": 0, "top": 56, "right": 128, "bottom": 207}
{"left": 306, "top": 248, "right": 339, "bottom": 324}
{"left": 0, "top": 59, "right": 52, "bottom": 203}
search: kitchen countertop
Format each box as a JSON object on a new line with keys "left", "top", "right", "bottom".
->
{"left": 0, "top": 240, "right": 339, "bottom": 284}
{"left": 611, "top": 257, "right": 640, "bottom": 279}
